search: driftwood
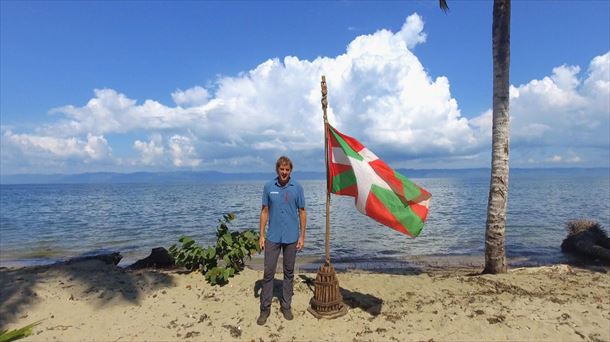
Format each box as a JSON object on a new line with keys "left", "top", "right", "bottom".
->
{"left": 66, "top": 252, "right": 123, "bottom": 265}
{"left": 128, "top": 247, "right": 175, "bottom": 269}
{"left": 561, "top": 219, "right": 610, "bottom": 264}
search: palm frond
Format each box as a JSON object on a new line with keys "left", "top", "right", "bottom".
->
{"left": 439, "top": 0, "right": 450, "bottom": 13}
{"left": 0, "top": 321, "right": 42, "bottom": 342}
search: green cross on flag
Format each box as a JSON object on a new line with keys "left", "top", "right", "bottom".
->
{"left": 327, "top": 124, "right": 431, "bottom": 237}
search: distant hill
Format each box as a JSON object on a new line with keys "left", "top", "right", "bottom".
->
{"left": 0, "top": 170, "right": 322, "bottom": 184}
{"left": 1, "top": 168, "right": 607, "bottom": 185}
{"left": 398, "top": 167, "right": 610, "bottom": 178}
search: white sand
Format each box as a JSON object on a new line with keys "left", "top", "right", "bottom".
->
{"left": 1, "top": 260, "right": 609, "bottom": 341}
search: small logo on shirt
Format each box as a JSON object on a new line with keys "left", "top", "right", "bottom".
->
{"left": 270, "top": 191, "right": 279, "bottom": 194}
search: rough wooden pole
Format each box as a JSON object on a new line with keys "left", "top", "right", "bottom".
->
{"left": 321, "top": 75, "right": 331, "bottom": 265}
{"left": 308, "top": 75, "right": 348, "bottom": 319}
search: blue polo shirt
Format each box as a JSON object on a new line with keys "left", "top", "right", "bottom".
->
{"left": 262, "top": 177, "right": 305, "bottom": 244}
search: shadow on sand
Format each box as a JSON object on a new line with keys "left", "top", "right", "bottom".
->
{"left": 0, "top": 256, "right": 175, "bottom": 329}
{"left": 252, "top": 275, "right": 384, "bottom": 316}
{"left": 298, "top": 274, "right": 383, "bottom": 316}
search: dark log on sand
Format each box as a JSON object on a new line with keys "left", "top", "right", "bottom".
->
{"left": 66, "top": 252, "right": 123, "bottom": 265}
{"left": 128, "top": 247, "right": 175, "bottom": 269}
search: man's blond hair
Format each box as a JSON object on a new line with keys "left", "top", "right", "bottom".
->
{"left": 275, "top": 156, "right": 293, "bottom": 171}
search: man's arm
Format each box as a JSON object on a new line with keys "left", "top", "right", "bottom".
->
{"left": 259, "top": 205, "right": 268, "bottom": 250}
{"left": 296, "top": 208, "right": 306, "bottom": 251}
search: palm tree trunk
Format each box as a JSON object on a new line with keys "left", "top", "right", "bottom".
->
{"left": 484, "top": 0, "right": 511, "bottom": 274}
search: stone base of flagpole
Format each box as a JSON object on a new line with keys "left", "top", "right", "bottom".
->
{"left": 307, "top": 262, "right": 348, "bottom": 319}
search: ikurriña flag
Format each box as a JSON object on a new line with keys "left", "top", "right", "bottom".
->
{"left": 327, "top": 124, "right": 431, "bottom": 237}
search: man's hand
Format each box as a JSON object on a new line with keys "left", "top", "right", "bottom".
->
{"left": 297, "top": 208, "right": 306, "bottom": 251}
{"left": 259, "top": 205, "right": 268, "bottom": 251}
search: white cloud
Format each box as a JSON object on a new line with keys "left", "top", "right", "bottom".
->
{"left": 33, "top": 13, "right": 476, "bottom": 165}
{"left": 83, "top": 134, "right": 112, "bottom": 160}
{"left": 131, "top": 133, "right": 203, "bottom": 168}
{"left": 398, "top": 13, "right": 427, "bottom": 49}
{"left": 510, "top": 52, "right": 609, "bottom": 154}
{"left": 469, "top": 109, "right": 492, "bottom": 139}
{"left": 47, "top": 88, "right": 213, "bottom": 136}
{"left": 133, "top": 134, "right": 164, "bottom": 166}
{"left": 583, "top": 53, "right": 610, "bottom": 101}
{"left": 1, "top": 14, "right": 608, "bottom": 173}
{"left": 171, "top": 86, "right": 210, "bottom": 107}
{"left": 169, "top": 135, "right": 201, "bottom": 167}
{"left": 3, "top": 130, "right": 111, "bottom": 160}
{"left": 546, "top": 152, "right": 582, "bottom": 164}
{"left": 1, "top": 129, "right": 113, "bottom": 173}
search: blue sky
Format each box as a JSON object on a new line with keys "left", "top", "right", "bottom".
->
{"left": 1, "top": 1, "right": 609, "bottom": 174}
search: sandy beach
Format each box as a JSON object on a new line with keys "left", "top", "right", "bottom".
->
{"left": 1, "top": 259, "right": 609, "bottom": 342}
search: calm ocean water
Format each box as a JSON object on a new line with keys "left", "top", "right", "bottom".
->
{"left": 1, "top": 170, "right": 609, "bottom": 267}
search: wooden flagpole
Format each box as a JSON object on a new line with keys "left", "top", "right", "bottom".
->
{"left": 321, "top": 76, "right": 331, "bottom": 265}
{"left": 307, "top": 75, "right": 348, "bottom": 319}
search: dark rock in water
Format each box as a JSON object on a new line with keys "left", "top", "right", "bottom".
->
{"left": 128, "top": 247, "right": 175, "bottom": 269}
{"left": 66, "top": 252, "right": 123, "bottom": 265}
{"left": 561, "top": 220, "right": 610, "bottom": 264}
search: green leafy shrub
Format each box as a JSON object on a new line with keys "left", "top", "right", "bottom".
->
{"left": 169, "top": 213, "right": 260, "bottom": 285}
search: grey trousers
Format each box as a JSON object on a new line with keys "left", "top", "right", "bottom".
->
{"left": 260, "top": 240, "right": 297, "bottom": 311}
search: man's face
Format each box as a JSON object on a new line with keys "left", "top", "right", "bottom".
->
{"left": 277, "top": 163, "right": 292, "bottom": 184}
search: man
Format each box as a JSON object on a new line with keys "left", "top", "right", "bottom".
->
{"left": 257, "top": 156, "right": 306, "bottom": 325}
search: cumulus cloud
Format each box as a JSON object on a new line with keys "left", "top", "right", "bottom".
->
{"left": 171, "top": 86, "right": 210, "bottom": 107}
{"left": 169, "top": 135, "right": 201, "bottom": 167}
{"left": 1, "top": 13, "right": 608, "bottom": 173}
{"left": 1, "top": 129, "right": 113, "bottom": 173}
{"left": 133, "top": 134, "right": 165, "bottom": 166}
{"left": 3, "top": 130, "right": 111, "bottom": 160}
{"left": 509, "top": 52, "right": 609, "bottom": 165}
{"left": 398, "top": 13, "right": 427, "bottom": 49}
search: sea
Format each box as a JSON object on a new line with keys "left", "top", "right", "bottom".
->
{"left": 1, "top": 169, "right": 609, "bottom": 269}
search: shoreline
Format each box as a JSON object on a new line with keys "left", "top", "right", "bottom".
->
{"left": 1, "top": 258, "right": 608, "bottom": 341}
{"left": 0, "top": 250, "right": 588, "bottom": 274}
